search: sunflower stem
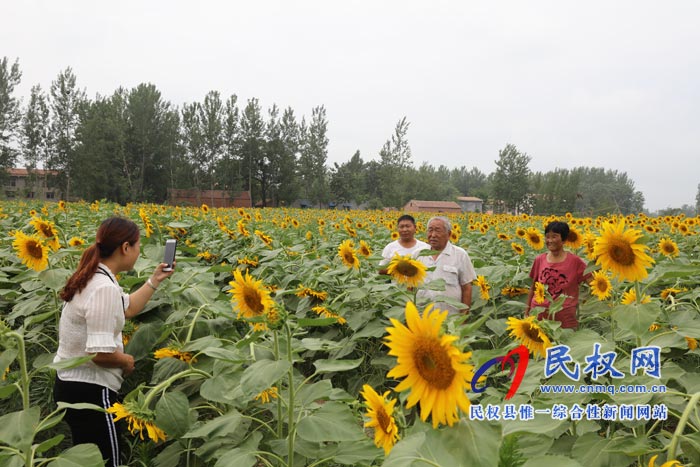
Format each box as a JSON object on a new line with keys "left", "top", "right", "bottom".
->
{"left": 274, "top": 330, "right": 283, "bottom": 439}
{"left": 142, "top": 368, "right": 209, "bottom": 408}
{"left": 285, "top": 323, "right": 296, "bottom": 467}
{"left": 668, "top": 391, "right": 700, "bottom": 460}
{"left": 184, "top": 304, "right": 207, "bottom": 343}
{"left": 6, "top": 331, "right": 30, "bottom": 410}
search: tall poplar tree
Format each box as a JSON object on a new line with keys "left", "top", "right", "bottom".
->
{"left": 299, "top": 105, "right": 329, "bottom": 207}
{"left": 491, "top": 144, "right": 532, "bottom": 213}
{"left": 0, "top": 57, "right": 22, "bottom": 182}
{"left": 198, "top": 90, "right": 224, "bottom": 202}
{"left": 21, "top": 84, "right": 50, "bottom": 171}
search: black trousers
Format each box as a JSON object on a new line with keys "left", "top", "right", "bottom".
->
{"left": 53, "top": 377, "right": 122, "bottom": 467}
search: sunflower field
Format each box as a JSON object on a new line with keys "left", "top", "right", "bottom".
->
{"left": 1, "top": 200, "right": 699, "bottom": 467}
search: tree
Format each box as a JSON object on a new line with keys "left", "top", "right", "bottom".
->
{"left": 274, "top": 107, "right": 300, "bottom": 206}
{"left": 377, "top": 117, "right": 413, "bottom": 207}
{"left": 21, "top": 84, "right": 50, "bottom": 170}
{"left": 491, "top": 144, "right": 532, "bottom": 213}
{"left": 181, "top": 101, "right": 203, "bottom": 190}
{"left": 48, "top": 67, "right": 86, "bottom": 200}
{"left": 330, "top": 150, "right": 366, "bottom": 204}
{"left": 0, "top": 57, "right": 22, "bottom": 181}
{"left": 239, "top": 98, "right": 265, "bottom": 205}
{"left": 198, "top": 90, "right": 224, "bottom": 202}
{"left": 215, "top": 94, "right": 242, "bottom": 194}
{"left": 298, "top": 106, "right": 329, "bottom": 207}
{"left": 696, "top": 183, "right": 700, "bottom": 214}
{"left": 450, "top": 166, "right": 488, "bottom": 200}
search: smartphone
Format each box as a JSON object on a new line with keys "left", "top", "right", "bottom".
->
{"left": 162, "top": 239, "right": 177, "bottom": 272}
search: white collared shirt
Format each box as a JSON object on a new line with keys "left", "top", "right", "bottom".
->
{"left": 380, "top": 239, "right": 430, "bottom": 265}
{"left": 417, "top": 242, "right": 476, "bottom": 314}
{"left": 54, "top": 263, "right": 130, "bottom": 392}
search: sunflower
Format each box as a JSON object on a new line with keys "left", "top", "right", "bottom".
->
{"left": 154, "top": 347, "right": 196, "bottom": 363}
{"left": 497, "top": 233, "right": 510, "bottom": 241}
{"left": 107, "top": 402, "right": 167, "bottom": 443}
{"left": 589, "top": 271, "right": 612, "bottom": 300}
{"left": 338, "top": 239, "right": 360, "bottom": 269}
{"left": 237, "top": 219, "right": 250, "bottom": 237}
{"left": 524, "top": 228, "right": 544, "bottom": 250}
{"left": 648, "top": 454, "right": 682, "bottom": 467}
{"left": 658, "top": 238, "right": 679, "bottom": 257}
{"left": 565, "top": 226, "right": 584, "bottom": 249}
{"left": 360, "top": 384, "right": 400, "bottom": 455}
{"left": 305, "top": 231, "right": 313, "bottom": 241}
{"left": 386, "top": 254, "right": 427, "bottom": 288}
{"left": 391, "top": 232, "right": 399, "bottom": 240}
{"left": 358, "top": 240, "right": 372, "bottom": 257}
{"left": 660, "top": 287, "right": 686, "bottom": 300}
{"left": 474, "top": 275, "right": 491, "bottom": 300}
{"left": 621, "top": 288, "right": 651, "bottom": 305}
{"left": 12, "top": 231, "right": 49, "bottom": 271}
{"left": 501, "top": 286, "right": 529, "bottom": 297}
{"left": 533, "top": 282, "right": 546, "bottom": 305}
{"left": 254, "top": 230, "right": 273, "bottom": 247}
{"left": 686, "top": 337, "right": 698, "bottom": 351}
{"left": 648, "top": 323, "right": 661, "bottom": 332}
{"left": 255, "top": 386, "right": 279, "bottom": 403}
{"left": 200, "top": 203, "right": 209, "bottom": 214}
{"left": 506, "top": 316, "right": 551, "bottom": 359}
{"left": 515, "top": 227, "right": 526, "bottom": 238}
{"left": 385, "top": 302, "right": 474, "bottom": 428}
{"left": 312, "top": 305, "right": 347, "bottom": 324}
{"left": 511, "top": 242, "right": 525, "bottom": 255}
{"left": 296, "top": 285, "right": 328, "bottom": 301}
{"left": 228, "top": 270, "right": 274, "bottom": 320}
{"left": 29, "top": 217, "right": 60, "bottom": 251}
{"left": 57, "top": 200, "right": 66, "bottom": 211}
{"left": 593, "top": 219, "right": 654, "bottom": 282}
{"left": 237, "top": 257, "right": 259, "bottom": 268}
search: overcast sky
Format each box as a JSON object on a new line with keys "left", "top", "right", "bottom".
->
{"left": 4, "top": 1, "right": 699, "bottom": 212}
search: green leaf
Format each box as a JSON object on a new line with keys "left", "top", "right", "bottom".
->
{"left": 384, "top": 419, "right": 501, "bottom": 467}
{"left": 299, "top": 337, "right": 345, "bottom": 351}
{"left": 125, "top": 322, "right": 162, "bottom": 361}
{"left": 332, "top": 439, "right": 381, "bottom": 465}
{"left": 183, "top": 409, "right": 247, "bottom": 440}
{"left": 298, "top": 317, "right": 339, "bottom": 327}
{"left": 295, "top": 402, "right": 365, "bottom": 443}
{"left": 39, "top": 268, "right": 71, "bottom": 291}
{"left": 213, "top": 432, "right": 262, "bottom": 467}
{"left": 0, "top": 407, "right": 40, "bottom": 450}
{"left": 154, "top": 440, "right": 183, "bottom": 467}
{"left": 35, "top": 434, "right": 64, "bottom": 454}
{"left": 612, "top": 302, "right": 660, "bottom": 337}
{"left": 46, "top": 443, "right": 105, "bottom": 467}
{"left": 45, "top": 355, "right": 95, "bottom": 371}
{"left": 570, "top": 432, "right": 631, "bottom": 467}
{"left": 521, "top": 455, "right": 584, "bottom": 467}
{"left": 240, "top": 359, "right": 290, "bottom": 398}
{"left": 0, "top": 349, "right": 18, "bottom": 375}
{"left": 156, "top": 390, "right": 190, "bottom": 438}
{"left": 313, "top": 358, "right": 363, "bottom": 374}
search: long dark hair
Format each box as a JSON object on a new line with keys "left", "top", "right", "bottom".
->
{"left": 60, "top": 217, "right": 140, "bottom": 302}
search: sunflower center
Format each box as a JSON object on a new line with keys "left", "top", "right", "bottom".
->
{"left": 608, "top": 239, "right": 635, "bottom": 266}
{"left": 523, "top": 324, "right": 544, "bottom": 343}
{"left": 395, "top": 261, "right": 418, "bottom": 277}
{"left": 243, "top": 288, "right": 264, "bottom": 314}
{"left": 662, "top": 244, "right": 675, "bottom": 254}
{"left": 343, "top": 252, "right": 355, "bottom": 263}
{"left": 413, "top": 337, "right": 456, "bottom": 390}
{"left": 27, "top": 240, "right": 44, "bottom": 259}
{"left": 595, "top": 279, "right": 609, "bottom": 292}
{"left": 376, "top": 407, "right": 392, "bottom": 433}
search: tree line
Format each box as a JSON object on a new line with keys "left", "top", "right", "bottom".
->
{"left": 1, "top": 57, "right": 652, "bottom": 214}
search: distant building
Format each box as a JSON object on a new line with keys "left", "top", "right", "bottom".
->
{"left": 456, "top": 196, "right": 483, "bottom": 213}
{"left": 167, "top": 189, "right": 251, "bottom": 208}
{"left": 3, "top": 168, "right": 61, "bottom": 201}
{"left": 403, "top": 199, "right": 462, "bottom": 214}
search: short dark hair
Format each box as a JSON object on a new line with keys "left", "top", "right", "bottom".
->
{"left": 397, "top": 214, "right": 416, "bottom": 225}
{"left": 544, "top": 221, "right": 569, "bottom": 241}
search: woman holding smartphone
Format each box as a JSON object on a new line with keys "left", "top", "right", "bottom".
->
{"left": 53, "top": 217, "right": 175, "bottom": 467}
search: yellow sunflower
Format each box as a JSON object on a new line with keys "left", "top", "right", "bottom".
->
{"left": 68, "top": 237, "right": 85, "bottom": 247}
{"left": 386, "top": 254, "right": 427, "bottom": 288}
{"left": 311, "top": 305, "right": 347, "bottom": 324}
{"left": 658, "top": 238, "right": 679, "bottom": 257}
{"left": 255, "top": 386, "right": 279, "bottom": 403}
{"left": 358, "top": 240, "right": 372, "bottom": 257}
{"left": 533, "top": 281, "right": 546, "bottom": 304}
{"left": 254, "top": 230, "right": 273, "bottom": 247}
{"left": 506, "top": 316, "right": 551, "bottom": 358}
{"left": 474, "top": 275, "right": 491, "bottom": 300}
{"left": 29, "top": 217, "right": 60, "bottom": 251}
{"left": 593, "top": 219, "right": 654, "bottom": 282}
{"left": 565, "top": 226, "right": 584, "bottom": 249}
{"left": 338, "top": 239, "right": 360, "bottom": 269}
{"left": 524, "top": 228, "right": 544, "bottom": 250}
{"left": 391, "top": 231, "right": 399, "bottom": 240}
{"left": 589, "top": 270, "right": 612, "bottom": 300}
{"left": 686, "top": 337, "right": 698, "bottom": 350}
{"left": 296, "top": 285, "right": 328, "bottom": 301}
{"left": 648, "top": 323, "right": 661, "bottom": 332}
{"left": 515, "top": 227, "right": 526, "bottom": 238}
{"left": 228, "top": 270, "right": 274, "bottom": 320}
{"left": 501, "top": 286, "right": 529, "bottom": 297}
{"left": 360, "top": 384, "right": 400, "bottom": 455}
{"left": 648, "top": 454, "right": 681, "bottom": 467}
{"left": 511, "top": 242, "right": 525, "bottom": 255}
{"left": 200, "top": 203, "right": 209, "bottom": 214}
{"left": 621, "top": 288, "right": 651, "bottom": 305}
{"left": 385, "top": 302, "right": 474, "bottom": 428}
{"left": 660, "top": 287, "right": 686, "bottom": 300}
{"left": 12, "top": 231, "right": 49, "bottom": 271}
{"left": 107, "top": 402, "right": 167, "bottom": 443}
{"left": 153, "top": 347, "right": 196, "bottom": 363}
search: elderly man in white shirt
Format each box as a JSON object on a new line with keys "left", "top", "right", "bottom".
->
{"left": 417, "top": 216, "right": 476, "bottom": 314}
